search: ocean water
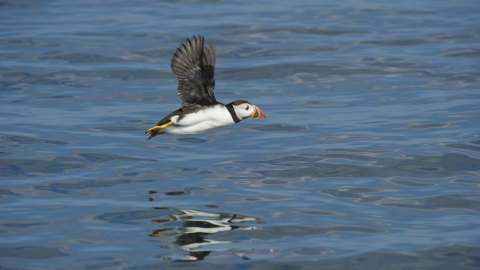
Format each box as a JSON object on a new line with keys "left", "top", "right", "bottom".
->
{"left": 1, "top": 0, "right": 480, "bottom": 269}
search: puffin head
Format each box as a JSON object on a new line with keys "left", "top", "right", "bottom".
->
{"left": 230, "top": 100, "right": 266, "bottom": 120}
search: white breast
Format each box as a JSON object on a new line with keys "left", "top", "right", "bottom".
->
{"left": 164, "top": 105, "right": 235, "bottom": 135}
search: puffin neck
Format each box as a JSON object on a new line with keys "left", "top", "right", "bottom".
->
{"left": 225, "top": 103, "right": 241, "bottom": 123}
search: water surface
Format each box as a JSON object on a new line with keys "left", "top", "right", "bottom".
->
{"left": 1, "top": 0, "right": 480, "bottom": 269}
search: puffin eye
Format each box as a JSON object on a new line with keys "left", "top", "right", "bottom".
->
{"left": 245, "top": 105, "right": 249, "bottom": 111}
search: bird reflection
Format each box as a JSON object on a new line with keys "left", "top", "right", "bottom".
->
{"left": 149, "top": 208, "right": 260, "bottom": 261}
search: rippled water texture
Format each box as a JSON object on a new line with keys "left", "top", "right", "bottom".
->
{"left": 1, "top": 0, "right": 480, "bottom": 269}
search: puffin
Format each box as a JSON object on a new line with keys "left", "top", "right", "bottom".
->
{"left": 145, "top": 35, "right": 266, "bottom": 140}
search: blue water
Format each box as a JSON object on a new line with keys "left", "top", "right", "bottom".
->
{"left": 1, "top": 0, "right": 480, "bottom": 269}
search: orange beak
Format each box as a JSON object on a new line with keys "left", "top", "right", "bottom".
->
{"left": 253, "top": 106, "right": 266, "bottom": 119}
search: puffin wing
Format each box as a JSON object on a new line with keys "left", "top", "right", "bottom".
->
{"left": 202, "top": 43, "right": 216, "bottom": 102}
{"left": 170, "top": 36, "right": 217, "bottom": 107}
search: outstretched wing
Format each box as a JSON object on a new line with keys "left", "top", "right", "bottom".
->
{"left": 202, "top": 44, "right": 216, "bottom": 101}
{"left": 170, "top": 36, "right": 217, "bottom": 107}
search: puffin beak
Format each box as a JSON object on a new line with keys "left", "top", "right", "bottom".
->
{"left": 252, "top": 105, "right": 266, "bottom": 119}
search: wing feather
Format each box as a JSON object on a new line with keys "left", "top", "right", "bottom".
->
{"left": 170, "top": 36, "right": 217, "bottom": 107}
{"left": 202, "top": 44, "right": 216, "bottom": 101}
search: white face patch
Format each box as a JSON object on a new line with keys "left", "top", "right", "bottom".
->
{"left": 233, "top": 102, "right": 255, "bottom": 120}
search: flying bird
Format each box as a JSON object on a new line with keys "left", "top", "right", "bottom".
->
{"left": 145, "top": 36, "right": 266, "bottom": 140}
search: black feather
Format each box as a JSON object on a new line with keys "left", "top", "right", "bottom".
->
{"left": 170, "top": 36, "right": 217, "bottom": 109}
